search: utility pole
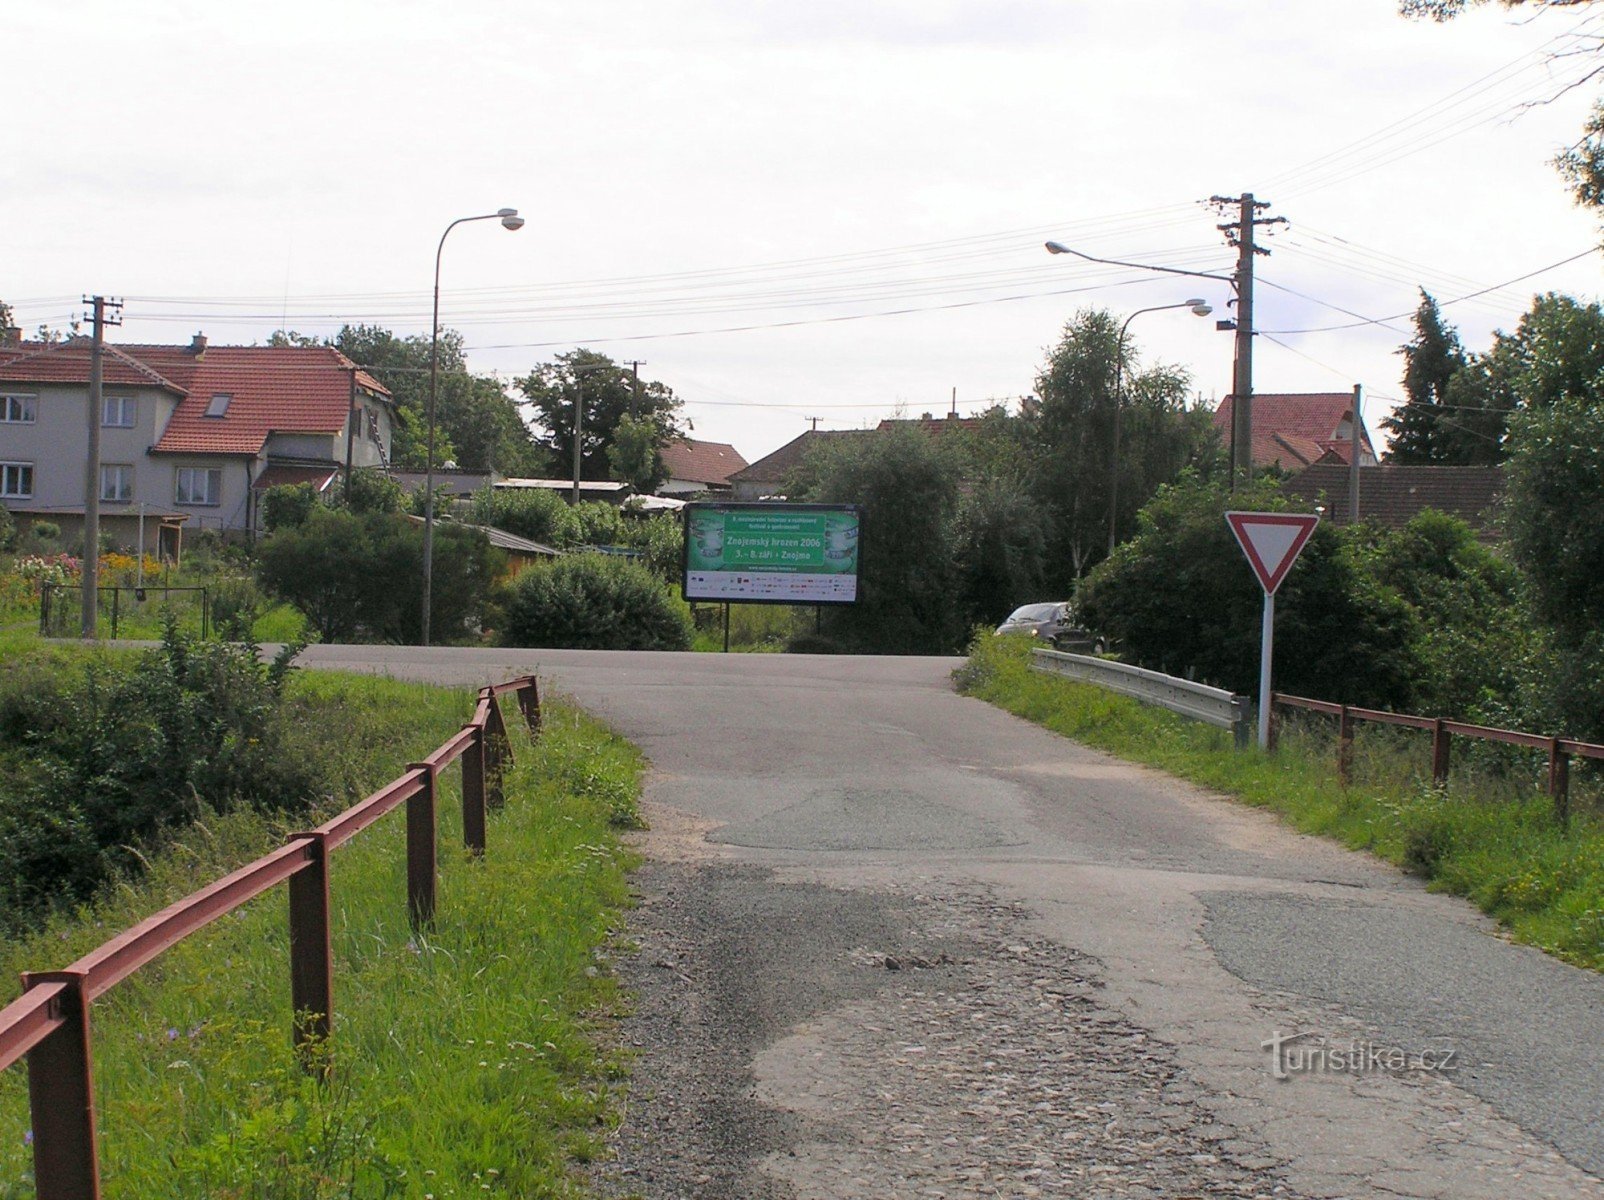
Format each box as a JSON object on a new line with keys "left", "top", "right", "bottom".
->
{"left": 1210, "top": 193, "right": 1285, "bottom": 489}
{"left": 82, "top": 295, "right": 123, "bottom": 639}
{"left": 1349, "top": 384, "right": 1363, "bottom": 524}
{"left": 808, "top": 417, "right": 821, "bottom": 432}
{"left": 572, "top": 375, "right": 583, "bottom": 506}
{"left": 623, "top": 360, "right": 646, "bottom": 417}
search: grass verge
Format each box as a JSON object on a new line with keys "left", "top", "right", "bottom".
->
{"left": 958, "top": 634, "right": 1604, "bottom": 971}
{"left": 0, "top": 681, "right": 642, "bottom": 1199}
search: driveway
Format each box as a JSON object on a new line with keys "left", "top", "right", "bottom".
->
{"left": 298, "top": 646, "right": 1604, "bottom": 1199}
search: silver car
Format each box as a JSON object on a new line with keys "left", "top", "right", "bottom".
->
{"left": 996, "top": 602, "right": 1078, "bottom": 645}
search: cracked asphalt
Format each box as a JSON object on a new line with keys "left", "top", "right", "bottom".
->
{"left": 298, "top": 646, "right": 1604, "bottom": 1198}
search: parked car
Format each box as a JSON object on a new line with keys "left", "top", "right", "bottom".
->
{"left": 994, "top": 602, "right": 1096, "bottom": 651}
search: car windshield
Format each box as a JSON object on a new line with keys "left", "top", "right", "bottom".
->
{"left": 1006, "top": 604, "right": 1061, "bottom": 623}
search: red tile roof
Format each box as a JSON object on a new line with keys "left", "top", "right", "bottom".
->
{"left": 660, "top": 437, "right": 749, "bottom": 487}
{"left": 0, "top": 339, "right": 389, "bottom": 457}
{"left": 1213, "top": 392, "right": 1376, "bottom": 471}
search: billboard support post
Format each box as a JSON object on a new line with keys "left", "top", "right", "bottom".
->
{"left": 723, "top": 602, "right": 731, "bottom": 653}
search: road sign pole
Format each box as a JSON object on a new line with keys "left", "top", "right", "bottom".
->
{"left": 1259, "top": 590, "right": 1274, "bottom": 750}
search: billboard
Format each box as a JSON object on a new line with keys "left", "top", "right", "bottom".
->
{"left": 683, "top": 503, "right": 862, "bottom": 604}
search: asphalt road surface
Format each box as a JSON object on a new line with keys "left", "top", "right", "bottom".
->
{"left": 299, "top": 646, "right": 1604, "bottom": 1199}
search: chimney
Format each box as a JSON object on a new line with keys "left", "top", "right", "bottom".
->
{"left": 190, "top": 331, "right": 208, "bottom": 357}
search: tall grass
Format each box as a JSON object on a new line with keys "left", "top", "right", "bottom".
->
{"left": 0, "top": 683, "right": 642, "bottom": 1198}
{"left": 959, "top": 634, "right": 1604, "bottom": 970}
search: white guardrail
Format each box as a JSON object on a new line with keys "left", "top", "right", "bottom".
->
{"left": 1030, "top": 648, "right": 1251, "bottom": 749}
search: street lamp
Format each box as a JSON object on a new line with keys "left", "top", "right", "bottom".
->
{"left": 1109, "top": 299, "right": 1213, "bottom": 554}
{"left": 421, "top": 208, "right": 523, "bottom": 646}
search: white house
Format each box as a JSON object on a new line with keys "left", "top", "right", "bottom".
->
{"left": 0, "top": 333, "right": 392, "bottom": 551}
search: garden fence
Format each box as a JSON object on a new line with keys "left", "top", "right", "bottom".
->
{"left": 0, "top": 674, "right": 542, "bottom": 1200}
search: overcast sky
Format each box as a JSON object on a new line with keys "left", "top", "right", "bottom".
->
{"left": 7, "top": 0, "right": 1603, "bottom": 463}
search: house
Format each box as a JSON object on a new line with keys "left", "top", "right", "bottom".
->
{"left": 1281, "top": 463, "right": 1505, "bottom": 538}
{"left": 0, "top": 333, "right": 392, "bottom": 548}
{"left": 726, "top": 430, "right": 870, "bottom": 501}
{"left": 658, "top": 437, "right": 749, "bottom": 498}
{"left": 1212, "top": 392, "right": 1378, "bottom": 473}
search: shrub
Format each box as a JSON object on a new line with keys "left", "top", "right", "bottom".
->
{"left": 499, "top": 554, "right": 692, "bottom": 650}
{"left": 257, "top": 508, "right": 500, "bottom": 644}
{"left": 469, "top": 487, "right": 578, "bottom": 546}
{"left": 616, "top": 512, "right": 684, "bottom": 582}
{"left": 0, "top": 625, "right": 313, "bottom": 927}
{"left": 261, "top": 482, "right": 321, "bottom": 532}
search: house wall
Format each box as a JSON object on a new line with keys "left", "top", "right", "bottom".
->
{"left": 158, "top": 454, "right": 259, "bottom": 534}
{"left": 267, "top": 432, "right": 340, "bottom": 461}
{"left": 0, "top": 382, "right": 182, "bottom": 511}
{"left": 346, "top": 398, "right": 393, "bottom": 468}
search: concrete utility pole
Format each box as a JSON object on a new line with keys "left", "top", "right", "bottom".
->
{"left": 1210, "top": 193, "right": 1286, "bottom": 489}
{"left": 82, "top": 295, "right": 123, "bottom": 639}
{"left": 1350, "top": 384, "right": 1363, "bottom": 524}
{"left": 623, "top": 360, "right": 646, "bottom": 417}
{"left": 572, "top": 375, "right": 584, "bottom": 506}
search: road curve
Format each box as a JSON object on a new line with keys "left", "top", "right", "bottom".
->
{"left": 298, "top": 646, "right": 1604, "bottom": 1199}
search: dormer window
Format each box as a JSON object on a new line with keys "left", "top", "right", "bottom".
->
{"left": 204, "top": 393, "right": 232, "bottom": 418}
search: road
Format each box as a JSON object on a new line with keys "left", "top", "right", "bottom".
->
{"left": 299, "top": 646, "right": 1604, "bottom": 1199}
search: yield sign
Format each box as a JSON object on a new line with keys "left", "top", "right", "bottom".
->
{"left": 1225, "top": 511, "right": 1320, "bottom": 595}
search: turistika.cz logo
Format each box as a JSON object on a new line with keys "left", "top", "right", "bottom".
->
{"left": 1261, "top": 1030, "right": 1458, "bottom": 1081}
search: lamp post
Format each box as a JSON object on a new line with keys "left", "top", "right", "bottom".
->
{"left": 422, "top": 208, "right": 524, "bottom": 646}
{"left": 1109, "top": 299, "right": 1212, "bottom": 553}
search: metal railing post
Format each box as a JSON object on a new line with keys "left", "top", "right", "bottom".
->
{"left": 405, "top": 764, "right": 438, "bottom": 929}
{"left": 484, "top": 695, "right": 509, "bottom": 810}
{"left": 21, "top": 971, "right": 100, "bottom": 1200}
{"left": 1338, "top": 706, "right": 1354, "bottom": 787}
{"left": 1236, "top": 695, "right": 1253, "bottom": 751}
{"left": 517, "top": 676, "right": 542, "bottom": 735}
{"left": 1548, "top": 738, "right": 1571, "bottom": 830}
{"left": 462, "top": 724, "right": 487, "bottom": 856}
{"left": 287, "top": 833, "right": 334, "bottom": 1076}
{"left": 1431, "top": 718, "right": 1451, "bottom": 786}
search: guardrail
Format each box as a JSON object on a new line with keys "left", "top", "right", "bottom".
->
{"left": 0, "top": 674, "right": 543, "bottom": 1200}
{"left": 1271, "top": 693, "right": 1604, "bottom": 827}
{"left": 1031, "top": 648, "right": 1251, "bottom": 748}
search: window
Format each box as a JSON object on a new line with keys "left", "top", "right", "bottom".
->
{"left": 100, "top": 464, "right": 134, "bottom": 503}
{"left": 175, "top": 467, "right": 221, "bottom": 506}
{"left": 0, "top": 394, "right": 36, "bottom": 423}
{"left": 204, "top": 393, "right": 232, "bottom": 418}
{"left": 102, "top": 395, "right": 137, "bottom": 427}
{"left": 0, "top": 462, "right": 33, "bottom": 499}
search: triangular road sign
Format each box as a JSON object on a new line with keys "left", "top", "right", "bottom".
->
{"left": 1225, "top": 511, "right": 1320, "bottom": 595}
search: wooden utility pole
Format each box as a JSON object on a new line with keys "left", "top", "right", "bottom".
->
{"left": 623, "top": 360, "right": 646, "bottom": 416}
{"left": 1211, "top": 194, "right": 1285, "bottom": 489}
{"left": 82, "top": 296, "right": 122, "bottom": 639}
{"left": 571, "top": 376, "right": 583, "bottom": 506}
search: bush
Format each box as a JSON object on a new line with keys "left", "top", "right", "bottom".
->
{"left": 257, "top": 508, "right": 501, "bottom": 644}
{"left": 0, "top": 625, "right": 313, "bottom": 927}
{"left": 616, "top": 512, "right": 685, "bottom": 583}
{"left": 469, "top": 487, "right": 578, "bottom": 546}
{"left": 499, "top": 554, "right": 692, "bottom": 650}
{"left": 261, "top": 482, "right": 321, "bottom": 532}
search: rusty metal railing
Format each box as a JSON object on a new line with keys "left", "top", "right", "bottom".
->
{"left": 1270, "top": 692, "right": 1604, "bottom": 826}
{"left": 0, "top": 674, "right": 543, "bottom": 1200}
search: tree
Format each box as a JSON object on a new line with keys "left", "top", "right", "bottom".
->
{"left": 517, "top": 350, "right": 685, "bottom": 484}
{"left": 797, "top": 424, "right": 966, "bottom": 654}
{"left": 1026, "top": 309, "right": 1216, "bottom": 587}
{"left": 1077, "top": 477, "right": 1420, "bottom": 708}
{"left": 1383, "top": 291, "right": 1470, "bottom": 463}
{"left": 257, "top": 508, "right": 500, "bottom": 644}
{"left": 608, "top": 412, "right": 669, "bottom": 493}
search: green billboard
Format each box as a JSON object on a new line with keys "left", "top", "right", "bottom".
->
{"left": 683, "top": 503, "right": 861, "bottom": 604}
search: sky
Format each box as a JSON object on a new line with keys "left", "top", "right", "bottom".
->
{"left": 6, "top": 0, "right": 1604, "bottom": 465}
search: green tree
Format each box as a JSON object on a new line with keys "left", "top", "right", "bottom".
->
{"left": 1077, "top": 477, "right": 1420, "bottom": 708}
{"left": 1383, "top": 291, "right": 1471, "bottom": 463}
{"left": 518, "top": 350, "right": 685, "bottom": 483}
{"left": 1026, "top": 309, "right": 1216, "bottom": 586}
{"left": 257, "top": 508, "right": 500, "bottom": 644}
{"left": 796, "top": 423, "right": 965, "bottom": 654}
{"left": 608, "top": 412, "right": 669, "bottom": 493}
{"left": 951, "top": 476, "right": 1050, "bottom": 629}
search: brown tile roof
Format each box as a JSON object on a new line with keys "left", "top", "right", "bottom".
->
{"left": 0, "top": 339, "right": 390, "bottom": 457}
{"left": 1281, "top": 463, "right": 1504, "bottom": 533}
{"left": 1213, "top": 392, "right": 1376, "bottom": 470}
{"left": 875, "top": 415, "right": 986, "bottom": 436}
{"left": 728, "top": 429, "right": 870, "bottom": 484}
{"left": 660, "top": 437, "right": 749, "bottom": 487}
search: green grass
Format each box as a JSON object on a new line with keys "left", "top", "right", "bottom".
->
{"left": 0, "top": 678, "right": 643, "bottom": 1199}
{"left": 958, "top": 634, "right": 1604, "bottom": 971}
{"left": 687, "top": 601, "right": 814, "bottom": 653}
